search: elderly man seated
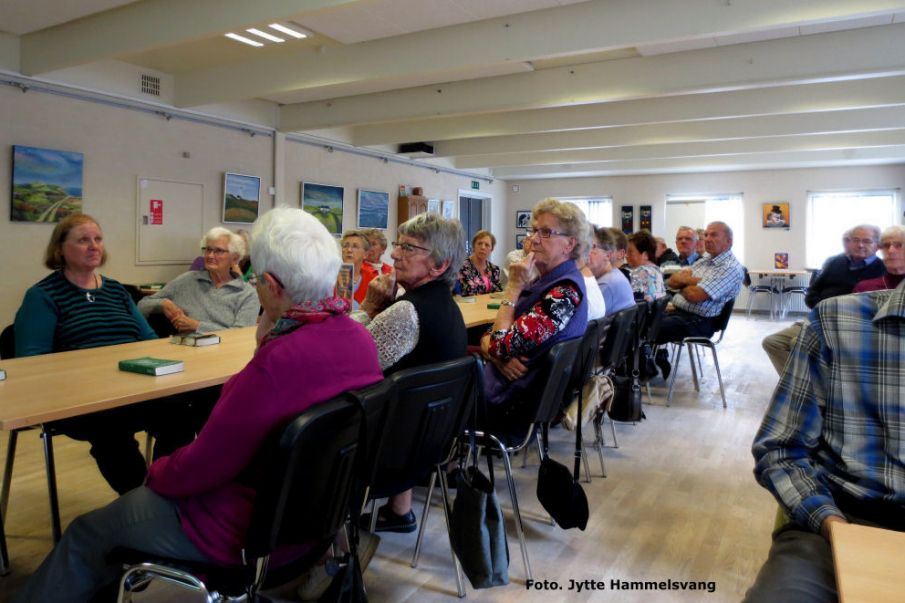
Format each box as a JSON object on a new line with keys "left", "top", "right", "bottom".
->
{"left": 761, "top": 224, "right": 884, "bottom": 374}
{"left": 654, "top": 221, "right": 743, "bottom": 377}
{"left": 743, "top": 280, "right": 905, "bottom": 603}
{"left": 674, "top": 226, "right": 702, "bottom": 267}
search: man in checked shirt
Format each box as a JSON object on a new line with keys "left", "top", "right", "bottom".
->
{"left": 744, "top": 280, "right": 905, "bottom": 603}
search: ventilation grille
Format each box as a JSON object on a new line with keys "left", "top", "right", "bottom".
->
{"left": 140, "top": 74, "right": 160, "bottom": 96}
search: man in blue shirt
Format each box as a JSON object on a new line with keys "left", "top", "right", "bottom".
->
{"left": 744, "top": 281, "right": 905, "bottom": 603}
{"left": 674, "top": 226, "right": 701, "bottom": 266}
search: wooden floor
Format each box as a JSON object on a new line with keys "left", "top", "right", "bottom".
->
{"left": 0, "top": 313, "right": 793, "bottom": 602}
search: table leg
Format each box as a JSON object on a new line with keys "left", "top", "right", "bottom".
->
{"left": 0, "top": 505, "right": 9, "bottom": 576}
{"left": 40, "top": 428, "right": 62, "bottom": 543}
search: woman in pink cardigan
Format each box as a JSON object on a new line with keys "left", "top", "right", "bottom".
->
{"left": 14, "top": 208, "right": 383, "bottom": 603}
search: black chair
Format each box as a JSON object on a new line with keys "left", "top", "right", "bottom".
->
{"left": 467, "top": 337, "right": 581, "bottom": 582}
{"left": 744, "top": 267, "right": 780, "bottom": 319}
{"left": 366, "top": 356, "right": 478, "bottom": 598}
{"left": 780, "top": 269, "right": 818, "bottom": 318}
{"left": 592, "top": 304, "right": 638, "bottom": 457}
{"left": 561, "top": 318, "right": 607, "bottom": 481}
{"left": 665, "top": 299, "right": 736, "bottom": 408}
{"left": 116, "top": 396, "right": 366, "bottom": 602}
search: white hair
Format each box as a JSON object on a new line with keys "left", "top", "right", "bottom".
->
{"left": 250, "top": 207, "right": 341, "bottom": 304}
{"left": 201, "top": 227, "right": 245, "bottom": 257}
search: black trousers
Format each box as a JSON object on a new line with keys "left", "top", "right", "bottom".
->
{"left": 654, "top": 308, "right": 715, "bottom": 344}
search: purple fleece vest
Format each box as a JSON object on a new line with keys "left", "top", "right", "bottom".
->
{"left": 484, "top": 259, "right": 587, "bottom": 405}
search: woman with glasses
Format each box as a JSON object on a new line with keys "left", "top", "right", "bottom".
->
{"left": 138, "top": 227, "right": 258, "bottom": 334}
{"left": 14, "top": 208, "right": 384, "bottom": 603}
{"left": 626, "top": 229, "right": 666, "bottom": 302}
{"left": 457, "top": 229, "right": 503, "bottom": 296}
{"left": 14, "top": 214, "right": 193, "bottom": 495}
{"left": 353, "top": 212, "right": 468, "bottom": 534}
{"left": 339, "top": 230, "right": 373, "bottom": 310}
{"left": 481, "top": 198, "right": 588, "bottom": 420}
{"left": 588, "top": 226, "right": 636, "bottom": 316}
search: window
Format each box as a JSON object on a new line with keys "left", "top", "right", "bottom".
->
{"left": 665, "top": 193, "right": 745, "bottom": 264}
{"left": 806, "top": 190, "right": 898, "bottom": 268}
{"left": 558, "top": 197, "right": 613, "bottom": 227}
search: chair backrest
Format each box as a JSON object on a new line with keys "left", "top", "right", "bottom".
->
{"left": 243, "top": 397, "right": 364, "bottom": 559}
{"left": 530, "top": 337, "right": 582, "bottom": 425}
{"left": 371, "top": 355, "right": 477, "bottom": 494}
{"left": 599, "top": 304, "right": 638, "bottom": 371}
{"left": 564, "top": 319, "right": 607, "bottom": 400}
{"left": 712, "top": 299, "right": 736, "bottom": 336}
{"left": 643, "top": 297, "right": 670, "bottom": 345}
{"left": 344, "top": 377, "right": 398, "bottom": 490}
{"left": 0, "top": 325, "right": 14, "bottom": 360}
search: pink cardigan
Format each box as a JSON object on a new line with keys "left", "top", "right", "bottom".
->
{"left": 146, "top": 314, "right": 383, "bottom": 565}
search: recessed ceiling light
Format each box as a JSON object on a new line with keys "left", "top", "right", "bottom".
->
{"left": 247, "top": 28, "right": 285, "bottom": 43}
{"left": 269, "top": 23, "right": 308, "bottom": 39}
{"left": 225, "top": 32, "right": 264, "bottom": 47}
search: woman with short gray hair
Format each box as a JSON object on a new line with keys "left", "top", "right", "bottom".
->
{"left": 139, "top": 226, "right": 259, "bottom": 333}
{"left": 853, "top": 224, "right": 905, "bottom": 293}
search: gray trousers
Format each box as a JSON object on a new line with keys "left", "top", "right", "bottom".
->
{"left": 742, "top": 526, "right": 837, "bottom": 603}
{"left": 13, "top": 486, "right": 207, "bottom": 603}
{"left": 761, "top": 322, "right": 803, "bottom": 376}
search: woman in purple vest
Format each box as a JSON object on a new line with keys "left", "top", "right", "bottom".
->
{"left": 480, "top": 198, "right": 589, "bottom": 425}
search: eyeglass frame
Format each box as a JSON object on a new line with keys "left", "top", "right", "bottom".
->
{"left": 391, "top": 241, "right": 432, "bottom": 255}
{"left": 201, "top": 246, "right": 231, "bottom": 256}
{"left": 526, "top": 227, "right": 570, "bottom": 239}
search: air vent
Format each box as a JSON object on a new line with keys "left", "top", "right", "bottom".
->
{"left": 398, "top": 142, "right": 434, "bottom": 158}
{"left": 140, "top": 74, "right": 160, "bottom": 96}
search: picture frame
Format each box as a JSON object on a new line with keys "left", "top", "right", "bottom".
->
{"left": 301, "top": 182, "right": 344, "bottom": 236}
{"left": 441, "top": 199, "right": 455, "bottom": 219}
{"left": 11, "top": 145, "right": 84, "bottom": 223}
{"left": 516, "top": 210, "right": 531, "bottom": 229}
{"left": 516, "top": 233, "right": 527, "bottom": 250}
{"left": 762, "top": 202, "right": 790, "bottom": 229}
{"left": 774, "top": 252, "right": 789, "bottom": 269}
{"left": 357, "top": 189, "right": 390, "bottom": 229}
{"left": 428, "top": 198, "right": 441, "bottom": 214}
{"left": 639, "top": 205, "right": 652, "bottom": 231}
{"left": 621, "top": 205, "right": 634, "bottom": 234}
{"left": 222, "top": 172, "right": 261, "bottom": 224}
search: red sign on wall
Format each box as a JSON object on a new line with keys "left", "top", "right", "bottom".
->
{"left": 149, "top": 199, "right": 163, "bottom": 225}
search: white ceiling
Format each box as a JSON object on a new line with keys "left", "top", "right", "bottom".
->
{"left": 4, "top": 0, "right": 905, "bottom": 180}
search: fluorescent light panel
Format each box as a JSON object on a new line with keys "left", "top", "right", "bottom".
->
{"left": 247, "top": 28, "right": 284, "bottom": 43}
{"left": 225, "top": 32, "right": 263, "bottom": 47}
{"left": 269, "top": 23, "right": 308, "bottom": 39}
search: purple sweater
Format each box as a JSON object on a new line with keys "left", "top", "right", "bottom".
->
{"left": 146, "top": 314, "right": 382, "bottom": 565}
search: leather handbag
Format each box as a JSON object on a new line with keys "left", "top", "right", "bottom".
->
{"left": 536, "top": 405, "right": 589, "bottom": 530}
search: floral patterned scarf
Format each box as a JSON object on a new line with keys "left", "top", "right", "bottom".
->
{"left": 260, "top": 296, "right": 350, "bottom": 348}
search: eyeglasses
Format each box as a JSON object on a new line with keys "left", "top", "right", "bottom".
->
{"left": 526, "top": 227, "right": 568, "bottom": 239}
{"left": 880, "top": 241, "right": 903, "bottom": 250}
{"left": 252, "top": 272, "right": 285, "bottom": 289}
{"left": 391, "top": 241, "right": 432, "bottom": 255}
{"left": 202, "top": 246, "right": 229, "bottom": 256}
{"left": 341, "top": 242, "right": 364, "bottom": 250}
{"left": 847, "top": 237, "right": 877, "bottom": 246}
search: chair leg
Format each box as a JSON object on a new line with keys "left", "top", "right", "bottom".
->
{"left": 411, "top": 470, "right": 437, "bottom": 568}
{"left": 688, "top": 344, "right": 701, "bottom": 392}
{"left": 437, "top": 468, "right": 466, "bottom": 598}
{"left": 1, "top": 429, "right": 19, "bottom": 523}
{"left": 368, "top": 498, "right": 378, "bottom": 533}
{"left": 40, "top": 428, "right": 62, "bottom": 543}
{"left": 488, "top": 434, "right": 531, "bottom": 581}
{"left": 710, "top": 346, "right": 728, "bottom": 408}
{"left": 143, "top": 433, "right": 154, "bottom": 466}
{"left": 666, "top": 344, "right": 683, "bottom": 406}
{"left": 592, "top": 417, "right": 607, "bottom": 477}
{"left": 580, "top": 445, "right": 592, "bottom": 484}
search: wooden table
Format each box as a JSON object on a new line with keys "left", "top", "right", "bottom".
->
{"left": 455, "top": 293, "right": 501, "bottom": 328}
{"left": 748, "top": 269, "right": 808, "bottom": 319}
{"left": 0, "top": 326, "right": 257, "bottom": 573}
{"left": 831, "top": 521, "right": 905, "bottom": 603}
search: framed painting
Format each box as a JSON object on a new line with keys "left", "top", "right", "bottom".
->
{"left": 357, "top": 189, "right": 389, "bottom": 229}
{"left": 441, "top": 199, "right": 455, "bottom": 219}
{"left": 621, "top": 205, "right": 634, "bottom": 234}
{"left": 222, "top": 172, "right": 261, "bottom": 224}
{"left": 11, "top": 145, "right": 84, "bottom": 223}
{"left": 516, "top": 233, "right": 527, "bottom": 250}
{"left": 428, "top": 198, "right": 441, "bottom": 214}
{"left": 639, "top": 205, "right": 652, "bottom": 231}
{"left": 516, "top": 210, "right": 531, "bottom": 229}
{"left": 301, "top": 182, "right": 344, "bottom": 236}
{"left": 763, "top": 202, "right": 790, "bottom": 229}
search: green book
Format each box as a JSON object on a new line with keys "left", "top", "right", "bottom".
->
{"left": 118, "top": 356, "right": 184, "bottom": 376}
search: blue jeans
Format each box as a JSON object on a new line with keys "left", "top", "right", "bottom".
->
{"left": 14, "top": 487, "right": 207, "bottom": 603}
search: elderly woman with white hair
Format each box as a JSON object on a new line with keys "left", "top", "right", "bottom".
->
{"left": 138, "top": 226, "right": 259, "bottom": 333}
{"left": 854, "top": 225, "right": 905, "bottom": 292}
{"left": 13, "top": 208, "right": 384, "bottom": 603}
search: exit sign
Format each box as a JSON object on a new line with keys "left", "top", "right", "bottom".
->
{"left": 471, "top": 180, "right": 480, "bottom": 190}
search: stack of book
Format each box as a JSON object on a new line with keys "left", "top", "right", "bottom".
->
{"left": 170, "top": 332, "right": 221, "bottom": 346}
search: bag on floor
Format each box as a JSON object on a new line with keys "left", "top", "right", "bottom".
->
{"left": 536, "top": 422, "right": 589, "bottom": 531}
{"left": 562, "top": 374, "right": 614, "bottom": 431}
{"left": 449, "top": 466, "right": 510, "bottom": 589}
{"left": 607, "top": 374, "right": 645, "bottom": 423}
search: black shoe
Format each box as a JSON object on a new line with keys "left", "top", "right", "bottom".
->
{"left": 359, "top": 505, "right": 417, "bottom": 534}
{"left": 655, "top": 349, "right": 671, "bottom": 380}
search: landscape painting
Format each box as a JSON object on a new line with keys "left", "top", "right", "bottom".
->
{"left": 11, "top": 145, "right": 84, "bottom": 223}
{"left": 302, "top": 182, "right": 344, "bottom": 236}
{"left": 223, "top": 172, "right": 260, "bottom": 223}
{"left": 357, "top": 189, "right": 389, "bottom": 229}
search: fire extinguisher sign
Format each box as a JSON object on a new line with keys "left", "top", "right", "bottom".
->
{"left": 149, "top": 199, "right": 163, "bottom": 225}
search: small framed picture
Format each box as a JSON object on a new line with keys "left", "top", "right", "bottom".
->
{"left": 516, "top": 234, "right": 527, "bottom": 250}
{"left": 516, "top": 210, "right": 531, "bottom": 229}
{"left": 223, "top": 172, "right": 261, "bottom": 224}
{"left": 357, "top": 189, "right": 390, "bottom": 229}
{"left": 763, "top": 202, "right": 790, "bottom": 229}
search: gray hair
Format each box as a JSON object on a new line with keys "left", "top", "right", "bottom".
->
{"left": 593, "top": 226, "right": 616, "bottom": 251}
{"left": 201, "top": 227, "right": 245, "bottom": 258}
{"left": 341, "top": 230, "right": 371, "bottom": 251}
{"left": 250, "top": 207, "right": 341, "bottom": 303}
{"left": 851, "top": 224, "right": 881, "bottom": 242}
{"left": 708, "top": 221, "right": 733, "bottom": 242}
{"left": 532, "top": 198, "right": 590, "bottom": 260}
{"left": 880, "top": 225, "right": 905, "bottom": 244}
{"left": 398, "top": 213, "right": 465, "bottom": 287}
{"left": 362, "top": 228, "right": 388, "bottom": 251}
{"left": 676, "top": 226, "right": 698, "bottom": 241}
{"left": 579, "top": 223, "right": 595, "bottom": 263}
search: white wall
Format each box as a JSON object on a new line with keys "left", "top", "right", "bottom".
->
{"left": 0, "top": 83, "right": 507, "bottom": 325}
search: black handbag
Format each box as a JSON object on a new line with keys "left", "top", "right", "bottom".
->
{"left": 535, "top": 392, "right": 589, "bottom": 530}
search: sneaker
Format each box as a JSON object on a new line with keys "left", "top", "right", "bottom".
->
{"left": 359, "top": 505, "right": 417, "bottom": 534}
{"left": 655, "top": 349, "right": 671, "bottom": 380}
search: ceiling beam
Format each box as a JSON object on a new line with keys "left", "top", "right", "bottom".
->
{"left": 490, "top": 146, "right": 905, "bottom": 180}
{"left": 176, "top": 0, "right": 905, "bottom": 107}
{"left": 280, "top": 23, "right": 905, "bottom": 131}
{"left": 19, "top": 0, "right": 358, "bottom": 75}
{"left": 352, "top": 75, "right": 905, "bottom": 146}
{"left": 433, "top": 105, "right": 905, "bottom": 158}
{"left": 455, "top": 129, "right": 905, "bottom": 169}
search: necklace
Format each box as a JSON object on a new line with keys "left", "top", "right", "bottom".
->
{"left": 85, "top": 273, "right": 100, "bottom": 303}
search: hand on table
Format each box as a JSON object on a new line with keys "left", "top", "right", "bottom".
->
{"left": 172, "top": 315, "right": 200, "bottom": 333}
